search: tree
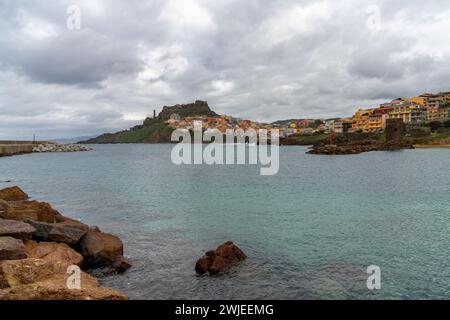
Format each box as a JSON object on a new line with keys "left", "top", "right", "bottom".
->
{"left": 429, "top": 121, "right": 442, "bottom": 131}
{"left": 444, "top": 120, "right": 450, "bottom": 128}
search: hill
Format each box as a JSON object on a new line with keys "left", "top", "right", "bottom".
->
{"left": 80, "top": 100, "right": 217, "bottom": 144}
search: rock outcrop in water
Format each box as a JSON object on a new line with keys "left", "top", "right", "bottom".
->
{"left": 0, "top": 186, "right": 29, "bottom": 202}
{"left": 195, "top": 241, "right": 247, "bottom": 275}
{"left": 307, "top": 141, "right": 414, "bottom": 155}
{"left": 0, "top": 186, "right": 130, "bottom": 300}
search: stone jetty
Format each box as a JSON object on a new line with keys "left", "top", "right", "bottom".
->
{"left": 0, "top": 141, "right": 92, "bottom": 157}
{"left": 0, "top": 186, "right": 129, "bottom": 300}
{"left": 32, "top": 143, "right": 92, "bottom": 153}
{"left": 0, "top": 143, "right": 35, "bottom": 157}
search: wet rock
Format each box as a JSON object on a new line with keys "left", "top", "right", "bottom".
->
{"left": 24, "top": 240, "right": 83, "bottom": 267}
{"left": 195, "top": 250, "right": 216, "bottom": 275}
{"left": 111, "top": 256, "right": 132, "bottom": 274}
{"left": 0, "top": 219, "right": 36, "bottom": 240}
{"left": 0, "top": 186, "right": 28, "bottom": 202}
{"left": 0, "top": 237, "right": 27, "bottom": 260}
{"left": 0, "top": 272, "right": 128, "bottom": 300}
{"left": 79, "top": 227, "right": 126, "bottom": 270}
{"left": 195, "top": 241, "right": 247, "bottom": 275}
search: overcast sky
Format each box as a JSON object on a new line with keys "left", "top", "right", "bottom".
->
{"left": 1, "top": 0, "right": 450, "bottom": 139}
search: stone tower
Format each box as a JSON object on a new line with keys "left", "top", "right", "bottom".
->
{"left": 385, "top": 118, "right": 404, "bottom": 143}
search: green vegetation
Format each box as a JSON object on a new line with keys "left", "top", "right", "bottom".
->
{"left": 406, "top": 128, "right": 450, "bottom": 145}
{"left": 81, "top": 100, "right": 218, "bottom": 144}
{"left": 81, "top": 122, "right": 175, "bottom": 144}
{"left": 428, "top": 121, "right": 442, "bottom": 131}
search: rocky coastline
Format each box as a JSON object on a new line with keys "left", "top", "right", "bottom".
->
{"left": 307, "top": 141, "right": 415, "bottom": 155}
{"left": 0, "top": 186, "right": 130, "bottom": 300}
{"left": 32, "top": 143, "right": 92, "bottom": 153}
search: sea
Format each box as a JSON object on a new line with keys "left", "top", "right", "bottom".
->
{"left": 1, "top": 144, "right": 449, "bottom": 299}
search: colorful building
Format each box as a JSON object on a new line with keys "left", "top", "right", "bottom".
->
{"left": 324, "top": 120, "right": 344, "bottom": 134}
{"left": 352, "top": 109, "right": 373, "bottom": 132}
{"left": 405, "top": 96, "right": 426, "bottom": 106}
{"left": 427, "top": 107, "right": 449, "bottom": 122}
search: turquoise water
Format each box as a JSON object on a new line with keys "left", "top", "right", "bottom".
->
{"left": 1, "top": 145, "right": 449, "bottom": 299}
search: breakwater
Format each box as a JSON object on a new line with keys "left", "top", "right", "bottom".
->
{"left": 0, "top": 141, "right": 92, "bottom": 157}
{"left": 0, "top": 144, "right": 34, "bottom": 157}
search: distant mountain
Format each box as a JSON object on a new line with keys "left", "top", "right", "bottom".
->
{"left": 52, "top": 136, "right": 96, "bottom": 144}
{"left": 80, "top": 100, "right": 218, "bottom": 144}
{"left": 271, "top": 119, "right": 305, "bottom": 126}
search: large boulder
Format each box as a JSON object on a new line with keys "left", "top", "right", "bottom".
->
{"left": 47, "top": 224, "right": 87, "bottom": 244}
{"left": 0, "top": 237, "right": 27, "bottom": 260}
{"left": 79, "top": 227, "right": 129, "bottom": 271}
{"left": 0, "top": 187, "right": 28, "bottom": 202}
{"left": 24, "top": 241, "right": 83, "bottom": 267}
{"left": 0, "top": 219, "right": 36, "bottom": 240}
{"left": 54, "top": 216, "right": 89, "bottom": 231}
{"left": 195, "top": 241, "right": 247, "bottom": 275}
{"left": 0, "top": 199, "right": 9, "bottom": 211}
{"left": 0, "top": 258, "right": 59, "bottom": 288}
{"left": 2, "top": 201, "right": 59, "bottom": 223}
{"left": 0, "top": 272, "right": 128, "bottom": 300}
{"left": 24, "top": 219, "right": 87, "bottom": 244}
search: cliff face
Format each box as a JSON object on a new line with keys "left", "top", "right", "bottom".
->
{"left": 143, "top": 100, "right": 217, "bottom": 126}
{"left": 80, "top": 100, "right": 217, "bottom": 144}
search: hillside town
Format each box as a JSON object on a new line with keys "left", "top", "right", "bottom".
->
{"left": 163, "top": 92, "right": 450, "bottom": 138}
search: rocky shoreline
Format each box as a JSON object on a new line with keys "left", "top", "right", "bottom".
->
{"left": 0, "top": 186, "right": 130, "bottom": 300}
{"left": 32, "top": 143, "right": 92, "bottom": 153}
{"left": 307, "top": 141, "right": 415, "bottom": 155}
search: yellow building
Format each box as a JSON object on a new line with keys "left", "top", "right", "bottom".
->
{"left": 405, "top": 96, "right": 426, "bottom": 106}
{"left": 388, "top": 106, "right": 412, "bottom": 123}
{"left": 427, "top": 107, "right": 449, "bottom": 122}
{"left": 368, "top": 114, "right": 383, "bottom": 132}
{"left": 352, "top": 109, "right": 373, "bottom": 132}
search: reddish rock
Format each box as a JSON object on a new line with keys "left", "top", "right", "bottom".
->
{"left": 0, "top": 187, "right": 28, "bottom": 202}
{"left": 0, "top": 258, "right": 58, "bottom": 288}
{"left": 195, "top": 241, "right": 246, "bottom": 275}
{"left": 0, "top": 269, "right": 128, "bottom": 300}
{"left": 0, "top": 237, "right": 27, "bottom": 260}
{"left": 111, "top": 256, "right": 132, "bottom": 274}
{"left": 55, "top": 216, "right": 89, "bottom": 231}
{"left": 2, "top": 201, "right": 60, "bottom": 223}
{"left": 195, "top": 250, "right": 216, "bottom": 275}
{"left": 0, "top": 200, "right": 9, "bottom": 211}
{"left": 0, "top": 219, "right": 36, "bottom": 240}
{"left": 307, "top": 141, "right": 414, "bottom": 155}
{"left": 79, "top": 227, "right": 125, "bottom": 269}
{"left": 24, "top": 241, "right": 83, "bottom": 268}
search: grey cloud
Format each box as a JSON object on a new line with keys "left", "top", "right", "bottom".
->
{"left": 1, "top": 0, "right": 450, "bottom": 139}
{"left": 2, "top": 30, "right": 142, "bottom": 86}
